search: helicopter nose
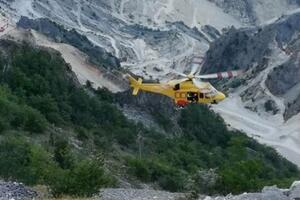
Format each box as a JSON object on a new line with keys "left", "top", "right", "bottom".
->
{"left": 216, "top": 92, "right": 226, "bottom": 102}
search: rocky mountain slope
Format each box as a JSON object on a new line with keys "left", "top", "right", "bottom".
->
{"left": 1, "top": 0, "right": 299, "bottom": 81}
{"left": 210, "top": 0, "right": 300, "bottom": 25}
{"left": 200, "top": 11, "right": 300, "bottom": 166}
{"left": 202, "top": 11, "right": 300, "bottom": 120}
{"left": 2, "top": 38, "right": 298, "bottom": 199}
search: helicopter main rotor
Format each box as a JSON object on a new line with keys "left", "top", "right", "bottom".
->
{"left": 170, "top": 56, "right": 243, "bottom": 92}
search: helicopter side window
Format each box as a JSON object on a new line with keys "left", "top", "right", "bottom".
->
{"left": 175, "top": 92, "right": 183, "bottom": 98}
{"left": 205, "top": 94, "right": 211, "bottom": 99}
{"left": 175, "top": 92, "right": 186, "bottom": 99}
{"left": 199, "top": 93, "right": 204, "bottom": 99}
{"left": 205, "top": 90, "right": 217, "bottom": 99}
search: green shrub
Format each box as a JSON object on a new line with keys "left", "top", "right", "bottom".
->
{"left": 0, "top": 137, "right": 56, "bottom": 185}
{"left": 54, "top": 139, "right": 74, "bottom": 169}
{"left": 0, "top": 137, "right": 115, "bottom": 197}
{"left": 0, "top": 117, "right": 9, "bottom": 133}
{"left": 0, "top": 86, "right": 47, "bottom": 134}
{"left": 127, "top": 158, "right": 151, "bottom": 182}
{"left": 127, "top": 157, "right": 185, "bottom": 192}
{"left": 216, "top": 160, "right": 264, "bottom": 194}
{"left": 64, "top": 159, "right": 115, "bottom": 196}
{"left": 24, "top": 107, "right": 47, "bottom": 133}
{"left": 179, "top": 105, "right": 230, "bottom": 146}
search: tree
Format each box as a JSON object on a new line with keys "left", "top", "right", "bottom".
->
{"left": 54, "top": 140, "right": 74, "bottom": 169}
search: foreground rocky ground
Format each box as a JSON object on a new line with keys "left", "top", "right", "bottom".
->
{"left": 98, "top": 182, "right": 300, "bottom": 200}
{"left": 0, "top": 181, "right": 37, "bottom": 200}
{"left": 204, "top": 184, "right": 300, "bottom": 200}
{"left": 99, "top": 189, "right": 186, "bottom": 200}
{"left": 1, "top": 181, "right": 300, "bottom": 200}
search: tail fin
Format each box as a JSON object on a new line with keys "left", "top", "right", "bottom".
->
{"left": 126, "top": 74, "right": 142, "bottom": 95}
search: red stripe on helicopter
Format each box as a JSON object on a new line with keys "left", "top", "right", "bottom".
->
{"left": 217, "top": 72, "right": 222, "bottom": 79}
{"left": 227, "top": 71, "right": 233, "bottom": 78}
{"left": 176, "top": 100, "right": 189, "bottom": 107}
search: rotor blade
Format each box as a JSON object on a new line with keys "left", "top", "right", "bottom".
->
{"left": 195, "top": 70, "right": 243, "bottom": 79}
{"left": 189, "top": 64, "right": 199, "bottom": 76}
{"left": 189, "top": 56, "right": 204, "bottom": 76}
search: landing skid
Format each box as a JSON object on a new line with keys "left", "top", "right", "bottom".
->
{"left": 175, "top": 106, "right": 185, "bottom": 111}
{"left": 211, "top": 100, "right": 218, "bottom": 105}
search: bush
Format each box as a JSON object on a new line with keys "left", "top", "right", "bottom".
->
{"left": 179, "top": 105, "right": 230, "bottom": 146}
{"left": 0, "top": 117, "right": 9, "bottom": 133}
{"left": 24, "top": 107, "right": 47, "bottom": 133}
{"left": 0, "top": 137, "right": 115, "bottom": 197}
{"left": 127, "top": 157, "right": 185, "bottom": 192}
{"left": 0, "top": 137, "right": 56, "bottom": 185}
{"left": 127, "top": 158, "right": 151, "bottom": 182}
{"left": 54, "top": 139, "right": 74, "bottom": 169}
{"left": 0, "top": 86, "right": 47, "bottom": 134}
{"left": 63, "top": 159, "right": 115, "bottom": 196}
{"left": 216, "top": 160, "right": 264, "bottom": 194}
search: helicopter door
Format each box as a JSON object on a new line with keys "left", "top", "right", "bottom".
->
{"left": 187, "top": 92, "right": 199, "bottom": 103}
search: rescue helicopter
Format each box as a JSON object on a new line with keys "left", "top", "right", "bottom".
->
{"left": 127, "top": 56, "right": 242, "bottom": 107}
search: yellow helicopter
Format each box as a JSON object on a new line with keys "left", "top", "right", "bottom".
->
{"left": 127, "top": 57, "right": 242, "bottom": 107}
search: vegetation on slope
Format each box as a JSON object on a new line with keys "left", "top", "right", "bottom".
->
{"left": 0, "top": 40, "right": 299, "bottom": 197}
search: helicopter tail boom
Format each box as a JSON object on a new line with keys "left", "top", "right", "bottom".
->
{"left": 127, "top": 74, "right": 142, "bottom": 95}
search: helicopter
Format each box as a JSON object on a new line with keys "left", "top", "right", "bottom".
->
{"left": 127, "top": 56, "right": 242, "bottom": 107}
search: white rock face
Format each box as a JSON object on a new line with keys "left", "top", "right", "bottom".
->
{"left": 204, "top": 12, "right": 300, "bottom": 166}
{"left": 1, "top": 0, "right": 211, "bottom": 80}
{"left": 211, "top": 0, "right": 300, "bottom": 25}
{"left": 2, "top": 0, "right": 299, "bottom": 82}
{"left": 211, "top": 47, "right": 300, "bottom": 165}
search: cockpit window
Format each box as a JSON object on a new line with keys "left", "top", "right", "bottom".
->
{"left": 205, "top": 90, "right": 218, "bottom": 97}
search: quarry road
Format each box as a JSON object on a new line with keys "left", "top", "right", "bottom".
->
{"left": 31, "top": 30, "right": 124, "bottom": 93}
